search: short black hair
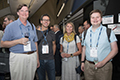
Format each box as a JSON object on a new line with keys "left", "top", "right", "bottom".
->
{"left": 40, "top": 14, "right": 50, "bottom": 21}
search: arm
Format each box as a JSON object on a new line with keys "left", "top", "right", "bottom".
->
{"left": 1, "top": 38, "right": 29, "bottom": 48}
{"left": 72, "top": 42, "right": 82, "bottom": 56}
{"left": 95, "top": 41, "right": 118, "bottom": 68}
{"left": 65, "top": 42, "right": 82, "bottom": 58}
{"left": 35, "top": 42, "right": 40, "bottom": 68}
{"left": 60, "top": 44, "right": 66, "bottom": 58}
{"left": 52, "top": 41, "right": 56, "bottom": 55}
{"left": 81, "top": 46, "right": 86, "bottom": 71}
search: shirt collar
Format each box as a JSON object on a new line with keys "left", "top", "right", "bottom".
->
{"left": 55, "top": 30, "right": 59, "bottom": 34}
{"left": 17, "top": 18, "right": 31, "bottom": 27}
{"left": 90, "top": 24, "right": 103, "bottom": 32}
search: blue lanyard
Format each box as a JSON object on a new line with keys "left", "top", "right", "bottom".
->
{"left": 19, "top": 25, "right": 30, "bottom": 40}
{"left": 41, "top": 30, "right": 48, "bottom": 44}
{"left": 90, "top": 27, "right": 102, "bottom": 47}
{"left": 67, "top": 42, "right": 70, "bottom": 53}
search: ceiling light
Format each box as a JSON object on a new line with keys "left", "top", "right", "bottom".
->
{"left": 57, "top": 3, "right": 65, "bottom": 17}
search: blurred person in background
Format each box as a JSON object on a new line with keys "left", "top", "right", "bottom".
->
{"left": 53, "top": 24, "right": 63, "bottom": 76}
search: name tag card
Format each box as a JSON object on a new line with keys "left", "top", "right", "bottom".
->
{"left": 24, "top": 41, "right": 31, "bottom": 51}
{"left": 42, "top": 45, "right": 49, "bottom": 54}
{"left": 90, "top": 47, "right": 97, "bottom": 58}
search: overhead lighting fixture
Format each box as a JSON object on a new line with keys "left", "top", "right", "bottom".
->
{"left": 57, "top": 3, "right": 65, "bottom": 17}
{"left": 28, "top": 0, "right": 35, "bottom": 9}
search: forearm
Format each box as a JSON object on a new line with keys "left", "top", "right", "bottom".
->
{"left": 35, "top": 42, "right": 39, "bottom": 60}
{"left": 1, "top": 40, "right": 20, "bottom": 48}
{"left": 81, "top": 46, "right": 86, "bottom": 61}
{"left": 102, "top": 42, "right": 118, "bottom": 64}
{"left": 72, "top": 50, "right": 81, "bottom": 56}
{"left": 53, "top": 44, "right": 56, "bottom": 55}
{"left": 73, "top": 42, "right": 82, "bottom": 56}
{"left": 103, "top": 49, "right": 118, "bottom": 64}
{"left": 52, "top": 41, "right": 56, "bottom": 55}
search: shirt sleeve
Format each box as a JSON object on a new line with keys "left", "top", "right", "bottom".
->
{"left": 51, "top": 31, "right": 55, "bottom": 41}
{"left": 76, "top": 35, "right": 80, "bottom": 43}
{"left": 82, "top": 31, "right": 85, "bottom": 46}
{"left": 110, "top": 30, "right": 117, "bottom": 43}
{"left": 60, "top": 37, "right": 63, "bottom": 45}
{"left": 33, "top": 24, "right": 38, "bottom": 42}
{"left": 2, "top": 25, "right": 12, "bottom": 41}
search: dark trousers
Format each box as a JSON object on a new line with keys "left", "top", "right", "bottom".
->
{"left": 37, "top": 59, "right": 55, "bottom": 80}
{"left": 54, "top": 53, "right": 62, "bottom": 76}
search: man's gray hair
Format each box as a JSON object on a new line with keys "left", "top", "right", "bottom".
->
{"left": 54, "top": 24, "right": 60, "bottom": 29}
{"left": 5, "top": 15, "right": 15, "bottom": 21}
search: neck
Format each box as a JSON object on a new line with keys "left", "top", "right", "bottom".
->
{"left": 41, "top": 25, "right": 48, "bottom": 31}
{"left": 19, "top": 18, "right": 27, "bottom": 26}
{"left": 67, "top": 33, "right": 71, "bottom": 36}
{"left": 92, "top": 24, "right": 100, "bottom": 32}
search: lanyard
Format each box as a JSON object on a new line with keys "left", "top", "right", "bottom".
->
{"left": 19, "top": 25, "right": 30, "bottom": 40}
{"left": 41, "top": 30, "right": 48, "bottom": 44}
{"left": 66, "top": 42, "right": 70, "bottom": 53}
{"left": 90, "top": 27, "right": 102, "bottom": 47}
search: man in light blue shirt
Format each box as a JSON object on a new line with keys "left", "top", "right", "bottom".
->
{"left": 1, "top": 4, "right": 40, "bottom": 80}
{"left": 81, "top": 9, "right": 118, "bottom": 80}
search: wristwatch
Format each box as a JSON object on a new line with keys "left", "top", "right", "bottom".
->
{"left": 70, "top": 54, "right": 73, "bottom": 57}
{"left": 81, "top": 60, "right": 85, "bottom": 63}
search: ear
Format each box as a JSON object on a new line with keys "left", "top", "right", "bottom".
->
{"left": 17, "top": 12, "right": 19, "bottom": 16}
{"left": 41, "top": 20, "right": 42, "bottom": 24}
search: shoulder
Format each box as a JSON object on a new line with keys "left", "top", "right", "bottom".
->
{"left": 5, "top": 20, "right": 18, "bottom": 31}
{"left": 49, "top": 30, "right": 55, "bottom": 35}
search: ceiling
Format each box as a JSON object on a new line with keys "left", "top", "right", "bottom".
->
{"left": 9, "top": 0, "right": 46, "bottom": 17}
{"left": 0, "top": 0, "right": 46, "bottom": 18}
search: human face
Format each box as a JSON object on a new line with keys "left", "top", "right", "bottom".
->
{"left": 41, "top": 16, "right": 50, "bottom": 28}
{"left": 90, "top": 12, "right": 102, "bottom": 27}
{"left": 78, "top": 27, "right": 84, "bottom": 34}
{"left": 17, "top": 6, "right": 29, "bottom": 20}
{"left": 66, "top": 23, "right": 73, "bottom": 34}
{"left": 3, "top": 18, "right": 10, "bottom": 26}
{"left": 83, "top": 21, "right": 90, "bottom": 30}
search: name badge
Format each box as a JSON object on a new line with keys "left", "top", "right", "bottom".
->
{"left": 90, "top": 47, "right": 97, "bottom": 57}
{"left": 24, "top": 41, "right": 31, "bottom": 51}
{"left": 42, "top": 45, "right": 49, "bottom": 54}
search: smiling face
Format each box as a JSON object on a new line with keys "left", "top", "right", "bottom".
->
{"left": 90, "top": 12, "right": 102, "bottom": 27}
{"left": 41, "top": 16, "right": 50, "bottom": 28}
{"left": 66, "top": 23, "right": 73, "bottom": 34}
{"left": 17, "top": 6, "right": 29, "bottom": 20}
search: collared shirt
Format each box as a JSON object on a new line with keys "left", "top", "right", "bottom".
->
{"left": 2, "top": 18, "right": 38, "bottom": 53}
{"left": 55, "top": 30, "right": 59, "bottom": 34}
{"left": 82, "top": 25, "right": 117, "bottom": 62}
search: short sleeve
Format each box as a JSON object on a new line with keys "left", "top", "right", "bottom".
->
{"left": 49, "top": 31, "right": 55, "bottom": 41}
{"left": 110, "top": 30, "right": 117, "bottom": 43}
{"left": 33, "top": 24, "right": 38, "bottom": 42}
{"left": 76, "top": 35, "right": 80, "bottom": 43}
{"left": 2, "top": 25, "right": 12, "bottom": 41}
{"left": 60, "top": 37, "right": 63, "bottom": 45}
{"left": 82, "top": 31, "right": 85, "bottom": 46}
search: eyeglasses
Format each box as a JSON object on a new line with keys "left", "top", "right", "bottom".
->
{"left": 42, "top": 19, "right": 50, "bottom": 22}
{"left": 3, "top": 20, "right": 8, "bottom": 22}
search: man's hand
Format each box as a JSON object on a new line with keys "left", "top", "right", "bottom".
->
{"left": 37, "top": 59, "right": 40, "bottom": 68}
{"left": 19, "top": 38, "right": 29, "bottom": 45}
{"left": 81, "top": 63, "right": 85, "bottom": 71}
{"left": 95, "top": 61, "right": 105, "bottom": 68}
